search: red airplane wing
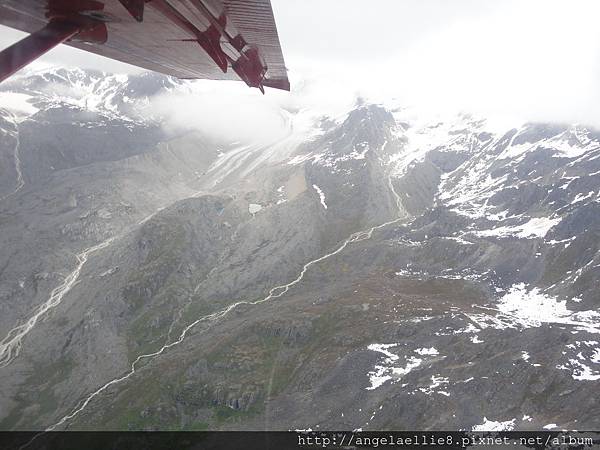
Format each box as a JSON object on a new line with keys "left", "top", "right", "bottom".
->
{"left": 0, "top": 0, "right": 289, "bottom": 91}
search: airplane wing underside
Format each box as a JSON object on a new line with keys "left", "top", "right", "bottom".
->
{"left": 0, "top": 0, "right": 289, "bottom": 91}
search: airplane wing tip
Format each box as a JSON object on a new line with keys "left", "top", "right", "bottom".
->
{"left": 263, "top": 78, "right": 291, "bottom": 92}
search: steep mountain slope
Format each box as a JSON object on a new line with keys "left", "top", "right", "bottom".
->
{"left": 0, "top": 69, "right": 599, "bottom": 432}
{"left": 0, "top": 76, "right": 212, "bottom": 338}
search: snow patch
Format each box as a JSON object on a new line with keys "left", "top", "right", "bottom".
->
{"left": 418, "top": 375, "right": 449, "bottom": 396}
{"left": 414, "top": 347, "right": 439, "bottom": 356}
{"left": 248, "top": 203, "right": 263, "bottom": 214}
{"left": 366, "top": 345, "right": 442, "bottom": 390}
{"left": 472, "top": 417, "right": 516, "bottom": 431}
{"left": 475, "top": 217, "right": 561, "bottom": 239}
{"left": 557, "top": 340, "right": 600, "bottom": 381}
{"left": 497, "top": 283, "right": 600, "bottom": 334}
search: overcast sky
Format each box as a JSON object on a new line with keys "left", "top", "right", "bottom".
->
{"left": 2, "top": 0, "right": 600, "bottom": 126}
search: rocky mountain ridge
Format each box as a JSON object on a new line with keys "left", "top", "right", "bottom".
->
{"left": 0, "top": 68, "right": 598, "bottom": 432}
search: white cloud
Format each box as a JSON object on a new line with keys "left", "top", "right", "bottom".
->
{"left": 274, "top": 0, "right": 600, "bottom": 126}
{"left": 144, "top": 81, "right": 290, "bottom": 143}
{"left": 3, "top": 1, "right": 600, "bottom": 126}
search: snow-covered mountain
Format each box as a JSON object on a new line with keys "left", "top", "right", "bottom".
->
{"left": 0, "top": 68, "right": 599, "bottom": 432}
{"left": 1, "top": 67, "right": 181, "bottom": 122}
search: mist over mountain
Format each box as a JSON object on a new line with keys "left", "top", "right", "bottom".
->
{"left": 0, "top": 69, "right": 599, "bottom": 432}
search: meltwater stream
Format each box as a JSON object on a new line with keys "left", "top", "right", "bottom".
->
{"left": 43, "top": 170, "right": 407, "bottom": 432}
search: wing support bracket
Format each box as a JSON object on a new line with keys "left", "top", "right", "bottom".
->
{"left": 0, "top": 19, "right": 106, "bottom": 84}
{"left": 0, "top": 1, "right": 108, "bottom": 83}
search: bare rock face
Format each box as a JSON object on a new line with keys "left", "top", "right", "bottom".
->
{"left": 0, "top": 69, "right": 599, "bottom": 432}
